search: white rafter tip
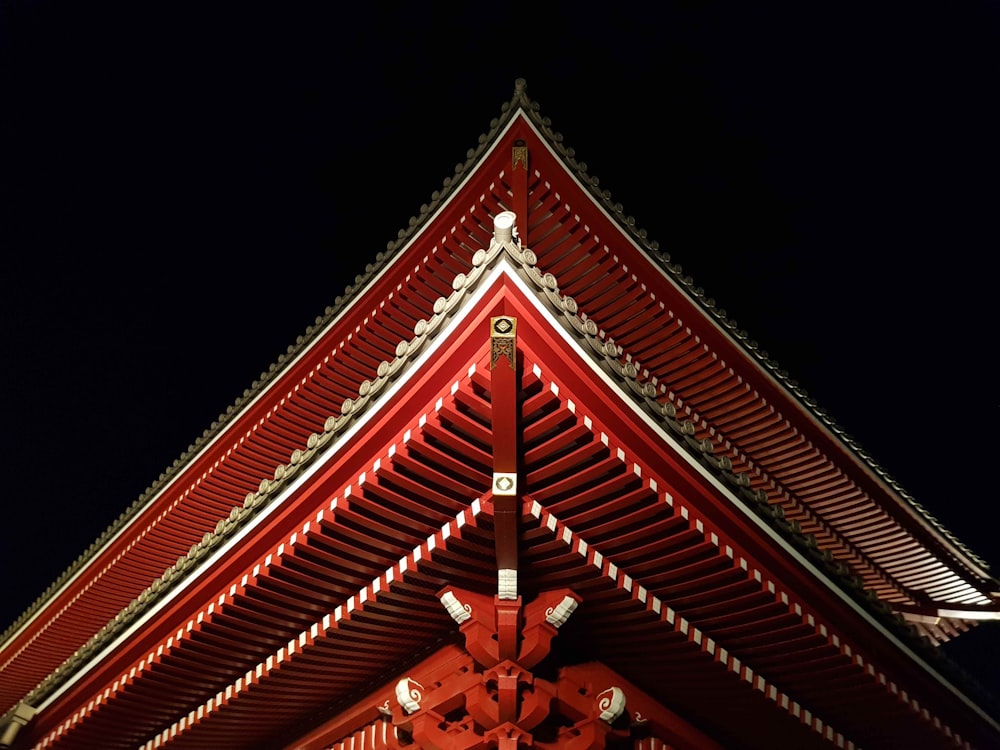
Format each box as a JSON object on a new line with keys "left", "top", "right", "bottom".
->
{"left": 545, "top": 596, "right": 579, "bottom": 628}
{"left": 440, "top": 590, "right": 472, "bottom": 624}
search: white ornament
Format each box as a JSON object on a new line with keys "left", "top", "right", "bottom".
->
{"left": 498, "top": 568, "right": 517, "bottom": 600}
{"left": 597, "top": 686, "right": 626, "bottom": 723}
{"left": 440, "top": 590, "right": 472, "bottom": 624}
{"left": 545, "top": 596, "right": 579, "bottom": 628}
{"left": 395, "top": 677, "right": 423, "bottom": 714}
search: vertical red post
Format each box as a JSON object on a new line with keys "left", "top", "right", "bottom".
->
{"left": 490, "top": 315, "right": 521, "bottom": 662}
{"left": 512, "top": 142, "right": 529, "bottom": 245}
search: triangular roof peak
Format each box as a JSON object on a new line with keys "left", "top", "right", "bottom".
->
{"left": 6, "top": 221, "right": 1000, "bottom": 746}
{"left": 3, "top": 79, "right": 998, "bottom": 735}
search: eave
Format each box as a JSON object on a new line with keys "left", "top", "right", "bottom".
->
{"left": 505, "top": 110, "right": 998, "bottom": 626}
{"left": 7, "top": 254, "right": 1000, "bottom": 749}
{"left": 2, "top": 79, "right": 997, "bottom": 744}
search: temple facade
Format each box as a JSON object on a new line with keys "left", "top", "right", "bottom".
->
{"left": 2, "top": 80, "right": 999, "bottom": 749}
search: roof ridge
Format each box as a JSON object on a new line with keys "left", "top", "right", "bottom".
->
{"left": 0, "top": 82, "right": 532, "bottom": 649}
{"left": 11, "top": 241, "right": 510, "bottom": 712}
{"left": 511, "top": 80, "right": 991, "bottom": 574}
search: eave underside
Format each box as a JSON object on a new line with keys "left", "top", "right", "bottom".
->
{"left": 17, "top": 292, "right": 999, "bottom": 749}
{"left": 4, "top": 101, "right": 996, "bottom": 741}
{"left": 513, "top": 127, "right": 995, "bottom": 634}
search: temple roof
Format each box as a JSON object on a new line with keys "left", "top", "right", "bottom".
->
{"left": 4, "top": 81, "right": 994, "bottom": 647}
{"left": 2, "top": 80, "right": 998, "bottom": 748}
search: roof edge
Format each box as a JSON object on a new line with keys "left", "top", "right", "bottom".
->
{"left": 4, "top": 77, "right": 991, "bottom": 658}
{"left": 9, "top": 231, "right": 1000, "bottom": 726}
{"left": 508, "top": 81, "right": 993, "bottom": 578}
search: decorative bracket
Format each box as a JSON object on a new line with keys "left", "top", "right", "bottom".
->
{"left": 438, "top": 587, "right": 581, "bottom": 669}
{"left": 490, "top": 315, "right": 517, "bottom": 371}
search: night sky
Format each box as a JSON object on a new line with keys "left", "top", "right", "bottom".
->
{"left": 2, "top": 2, "right": 998, "bottom": 702}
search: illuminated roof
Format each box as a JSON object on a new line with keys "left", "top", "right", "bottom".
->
{"left": 2, "top": 80, "right": 997, "bottom": 749}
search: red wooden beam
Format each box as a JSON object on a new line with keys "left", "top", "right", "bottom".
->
{"left": 490, "top": 313, "right": 521, "bottom": 663}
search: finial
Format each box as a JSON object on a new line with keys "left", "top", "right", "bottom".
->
{"left": 493, "top": 211, "right": 517, "bottom": 244}
{"left": 511, "top": 79, "right": 531, "bottom": 109}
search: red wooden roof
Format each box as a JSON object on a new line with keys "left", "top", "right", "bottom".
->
{"left": 2, "top": 80, "right": 997, "bottom": 748}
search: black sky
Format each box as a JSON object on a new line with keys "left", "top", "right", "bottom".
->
{"left": 2, "top": 1, "right": 998, "bottom": 700}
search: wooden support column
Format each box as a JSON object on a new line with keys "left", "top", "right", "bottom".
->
{"left": 512, "top": 142, "right": 529, "bottom": 245}
{"left": 490, "top": 315, "right": 521, "bottom": 662}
